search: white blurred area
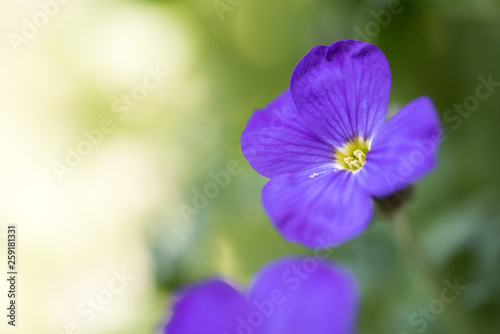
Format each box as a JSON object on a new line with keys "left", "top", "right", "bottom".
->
{"left": 0, "top": 0, "right": 204, "bottom": 332}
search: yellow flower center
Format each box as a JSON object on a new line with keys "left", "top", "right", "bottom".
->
{"left": 334, "top": 137, "right": 371, "bottom": 172}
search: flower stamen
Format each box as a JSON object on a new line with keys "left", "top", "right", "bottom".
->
{"left": 335, "top": 138, "right": 370, "bottom": 172}
{"left": 353, "top": 150, "right": 366, "bottom": 164}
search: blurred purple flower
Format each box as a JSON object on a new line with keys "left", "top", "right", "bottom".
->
{"left": 241, "top": 40, "right": 441, "bottom": 248}
{"left": 163, "top": 257, "right": 359, "bottom": 334}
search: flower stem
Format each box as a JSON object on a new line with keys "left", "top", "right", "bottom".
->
{"left": 391, "top": 209, "right": 474, "bottom": 334}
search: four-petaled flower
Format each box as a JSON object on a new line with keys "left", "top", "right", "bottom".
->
{"left": 241, "top": 40, "right": 441, "bottom": 248}
{"left": 163, "top": 257, "right": 359, "bottom": 334}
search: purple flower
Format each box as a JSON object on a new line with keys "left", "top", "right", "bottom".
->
{"left": 241, "top": 40, "right": 441, "bottom": 248}
{"left": 163, "top": 257, "right": 359, "bottom": 334}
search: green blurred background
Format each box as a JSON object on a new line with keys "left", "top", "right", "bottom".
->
{"left": 0, "top": 0, "right": 499, "bottom": 333}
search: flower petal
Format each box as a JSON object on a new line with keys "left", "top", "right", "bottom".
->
{"left": 290, "top": 40, "right": 391, "bottom": 148}
{"left": 241, "top": 89, "right": 334, "bottom": 178}
{"left": 357, "top": 96, "right": 442, "bottom": 197}
{"left": 163, "top": 279, "right": 248, "bottom": 334}
{"left": 262, "top": 167, "right": 373, "bottom": 248}
{"left": 248, "top": 257, "right": 359, "bottom": 334}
